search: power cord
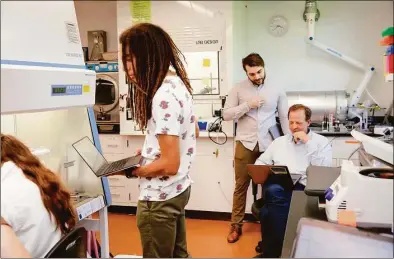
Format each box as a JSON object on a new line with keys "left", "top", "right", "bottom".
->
{"left": 217, "top": 181, "right": 232, "bottom": 207}
{"left": 348, "top": 147, "right": 360, "bottom": 160}
{"left": 208, "top": 117, "right": 228, "bottom": 145}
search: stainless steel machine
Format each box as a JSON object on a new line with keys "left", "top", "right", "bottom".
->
{"left": 287, "top": 90, "right": 349, "bottom": 124}
{"left": 86, "top": 61, "right": 120, "bottom": 134}
{"left": 286, "top": 90, "right": 389, "bottom": 133}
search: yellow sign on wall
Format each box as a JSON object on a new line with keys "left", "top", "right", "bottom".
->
{"left": 130, "top": 1, "right": 151, "bottom": 24}
{"left": 202, "top": 58, "right": 211, "bottom": 67}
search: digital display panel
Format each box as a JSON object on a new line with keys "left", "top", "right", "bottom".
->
{"left": 52, "top": 87, "right": 67, "bottom": 94}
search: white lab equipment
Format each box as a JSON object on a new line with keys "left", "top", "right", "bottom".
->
{"left": 1, "top": 1, "right": 110, "bottom": 257}
{"left": 325, "top": 130, "right": 393, "bottom": 229}
{"left": 303, "top": 0, "right": 376, "bottom": 123}
{"left": 1, "top": 1, "right": 96, "bottom": 115}
{"left": 373, "top": 125, "right": 394, "bottom": 136}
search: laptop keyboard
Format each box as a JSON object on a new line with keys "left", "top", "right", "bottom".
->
{"left": 106, "top": 158, "right": 129, "bottom": 173}
{"left": 105, "top": 155, "right": 142, "bottom": 174}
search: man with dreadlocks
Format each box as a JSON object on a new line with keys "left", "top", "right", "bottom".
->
{"left": 119, "top": 23, "right": 196, "bottom": 258}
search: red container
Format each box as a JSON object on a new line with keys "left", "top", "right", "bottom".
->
{"left": 386, "top": 54, "right": 393, "bottom": 74}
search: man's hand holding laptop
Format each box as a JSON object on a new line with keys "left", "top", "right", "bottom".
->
{"left": 108, "top": 148, "right": 143, "bottom": 177}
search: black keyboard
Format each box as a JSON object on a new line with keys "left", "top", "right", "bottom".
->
{"left": 124, "top": 155, "right": 142, "bottom": 167}
{"left": 96, "top": 155, "right": 142, "bottom": 176}
{"left": 106, "top": 158, "right": 130, "bottom": 173}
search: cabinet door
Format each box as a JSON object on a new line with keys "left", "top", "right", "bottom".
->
{"left": 186, "top": 155, "right": 234, "bottom": 213}
{"left": 123, "top": 136, "right": 145, "bottom": 156}
{"left": 127, "top": 178, "right": 139, "bottom": 205}
{"left": 99, "top": 135, "right": 126, "bottom": 154}
{"left": 195, "top": 138, "right": 234, "bottom": 158}
{"left": 110, "top": 186, "right": 130, "bottom": 205}
{"left": 107, "top": 175, "right": 127, "bottom": 187}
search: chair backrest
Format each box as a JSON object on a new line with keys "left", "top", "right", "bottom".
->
{"left": 45, "top": 227, "right": 87, "bottom": 258}
{"left": 268, "top": 123, "right": 284, "bottom": 140}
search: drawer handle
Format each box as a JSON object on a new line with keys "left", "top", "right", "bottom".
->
{"left": 109, "top": 178, "right": 120, "bottom": 181}
{"left": 345, "top": 140, "right": 360, "bottom": 144}
{"left": 108, "top": 144, "right": 118, "bottom": 148}
{"left": 112, "top": 193, "right": 120, "bottom": 197}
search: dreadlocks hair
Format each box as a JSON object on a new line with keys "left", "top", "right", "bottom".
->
{"left": 119, "top": 23, "right": 193, "bottom": 130}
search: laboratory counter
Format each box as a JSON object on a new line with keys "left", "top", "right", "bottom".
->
{"left": 310, "top": 128, "right": 378, "bottom": 137}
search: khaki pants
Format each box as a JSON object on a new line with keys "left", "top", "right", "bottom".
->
{"left": 137, "top": 187, "right": 191, "bottom": 258}
{"left": 231, "top": 141, "right": 262, "bottom": 227}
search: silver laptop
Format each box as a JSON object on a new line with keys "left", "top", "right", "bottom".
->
{"left": 72, "top": 136, "right": 141, "bottom": 177}
{"left": 291, "top": 218, "right": 394, "bottom": 258}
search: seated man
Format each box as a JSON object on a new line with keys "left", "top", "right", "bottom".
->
{"left": 254, "top": 104, "right": 332, "bottom": 258}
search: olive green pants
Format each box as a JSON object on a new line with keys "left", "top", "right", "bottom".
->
{"left": 137, "top": 187, "right": 191, "bottom": 258}
{"left": 231, "top": 141, "right": 262, "bottom": 227}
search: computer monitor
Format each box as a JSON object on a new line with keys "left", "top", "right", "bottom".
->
{"left": 291, "top": 218, "right": 393, "bottom": 258}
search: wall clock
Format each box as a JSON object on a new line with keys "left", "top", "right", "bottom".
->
{"left": 268, "top": 15, "right": 289, "bottom": 37}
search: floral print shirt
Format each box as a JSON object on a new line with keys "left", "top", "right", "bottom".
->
{"left": 138, "top": 75, "right": 196, "bottom": 201}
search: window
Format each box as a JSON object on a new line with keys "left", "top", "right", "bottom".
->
{"left": 182, "top": 51, "right": 220, "bottom": 95}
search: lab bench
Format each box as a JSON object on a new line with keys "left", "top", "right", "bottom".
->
{"left": 310, "top": 127, "right": 378, "bottom": 137}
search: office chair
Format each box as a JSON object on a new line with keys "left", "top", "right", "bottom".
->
{"left": 251, "top": 184, "right": 265, "bottom": 253}
{"left": 251, "top": 185, "right": 265, "bottom": 219}
{"left": 45, "top": 227, "right": 88, "bottom": 258}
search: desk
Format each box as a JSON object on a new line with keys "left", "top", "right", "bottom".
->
{"left": 281, "top": 192, "right": 327, "bottom": 257}
{"left": 281, "top": 166, "right": 340, "bottom": 258}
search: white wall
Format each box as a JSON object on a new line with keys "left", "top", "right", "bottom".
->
{"left": 233, "top": 1, "right": 393, "bottom": 114}
{"left": 232, "top": 1, "right": 248, "bottom": 85}
{"left": 74, "top": 0, "right": 118, "bottom": 52}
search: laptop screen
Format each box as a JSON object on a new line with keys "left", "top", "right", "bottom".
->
{"left": 292, "top": 220, "right": 393, "bottom": 258}
{"left": 72, "top": 137, "right": 108, "bottom": 175}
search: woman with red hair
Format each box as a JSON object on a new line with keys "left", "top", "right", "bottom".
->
{"left": 1, "top": 134, "right": 77, "bottom": 257}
